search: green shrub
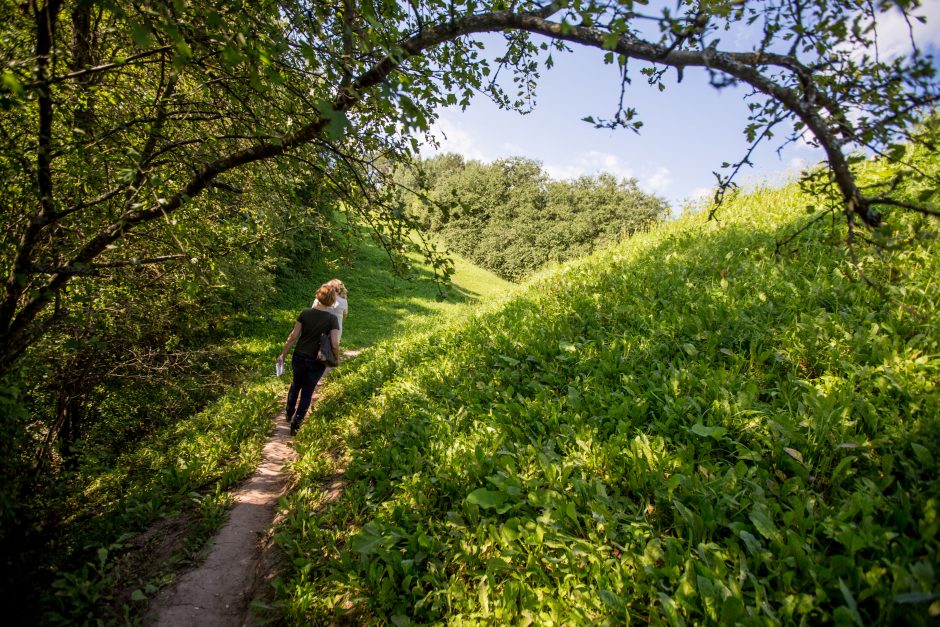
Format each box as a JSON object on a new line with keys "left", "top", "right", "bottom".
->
{"left": 401, "top": 155, "right": 669, "bottom": 281}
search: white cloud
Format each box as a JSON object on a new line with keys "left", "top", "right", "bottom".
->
{"left": 421, "top": 116, "right": 489, "bottom": 161}
{"left": 544, "top": 163, "right": 586, "bottom": 179}
{"left": 641, "top": 166, "right": 672, "bottom": 195}
{"left": 543, "top": 150, "right": 636, "bottom": 181}
{"left": 787, "top": 157, "right": 807, "bottom": 173}
{"left": 690, "top": 186, "right": 713, "bottom": 200}
{"left": 837, "top": 3, "right": 940, "bottom": 62}
{"left": 795, "top": 129, "right": 819, "bottom": 150}
{"left": 874, "top": 3, "right": 940, "bottom": 59}
{"left": 543, "top": 151, "right": 674, "bottom": 195}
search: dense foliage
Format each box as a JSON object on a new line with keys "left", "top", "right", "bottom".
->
{"left": 0, "top": 188, "right": 343, "bottom": 609}
{"left": 12, "top": 238, "right": 506, "bottom": 624}
{"left": 0, "top": 0, "right": 937, "bottom": 621}
{"left": 0, "top": 0, "right": 444, "bottom": 554}
{"left": 2, "top": 0, "right": 935, "bottom": 542}
{"left": 275, "top": 151, "right": 939, "bottom": 624}
{"left": 400, "top": 154, "right": 668, "bottom": 281}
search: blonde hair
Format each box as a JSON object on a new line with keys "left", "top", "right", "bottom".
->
{"left": 315, "top": 284, "right": 336, "bottom": 307}
{"left": 327, "top": 279, "right": 347, "bottom": 298}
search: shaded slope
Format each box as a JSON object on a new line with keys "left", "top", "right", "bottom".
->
{"left": 276, "top": 180, "right": 940, "bottom": 624}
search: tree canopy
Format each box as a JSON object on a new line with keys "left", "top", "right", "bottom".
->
{"left": 1, "top": 0, "right": 938, "bottom": 375}
{"left": 402, "top": 154, "right": 669, "bottom": 280}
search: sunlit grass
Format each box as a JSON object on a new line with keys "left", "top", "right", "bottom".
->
{"left": 274, "top": 162, "right": 940, "bottom": 624}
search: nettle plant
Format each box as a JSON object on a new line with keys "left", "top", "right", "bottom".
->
{"left": 1, "top": 0, "right": 937, "bottom": 372}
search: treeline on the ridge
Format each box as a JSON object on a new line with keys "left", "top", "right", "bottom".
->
{"left": 399, "top": 154, "right": 670, "bottom": 281}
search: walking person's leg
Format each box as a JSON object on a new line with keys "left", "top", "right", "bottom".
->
{"left": 285, "top": 382, "right": 297, "bottom": 422}
{"left": 285, "top": 355, "right": 303, "bottom": 423}
{"left": 289, "top": 357, "right": 327, "bottom": 435}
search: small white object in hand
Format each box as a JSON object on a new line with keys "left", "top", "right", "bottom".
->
{"left": 276, "top": 356, "right": 284, "bottom": 377}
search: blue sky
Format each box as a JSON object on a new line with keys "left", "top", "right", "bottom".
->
{"left": 422, "top": 3, "right": 940, "bottom": 210}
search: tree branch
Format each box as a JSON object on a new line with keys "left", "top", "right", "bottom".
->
{"left": 0, "top": 0, "right": 926, "bottom": 372}
{"left": 27, "top": 255, "right": 189, "bottom": 276}
{"left": 23, "top": 46, "right": 173, "bottom": 90}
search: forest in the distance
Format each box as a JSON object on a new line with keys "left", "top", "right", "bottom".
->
{"left": 1, "top": 0, "right": 939, "bottom": 624}
{"left": 399, "top": 154, "right": 669, "bottom": 280}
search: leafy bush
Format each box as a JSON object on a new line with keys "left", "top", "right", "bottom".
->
{"left": 276, "top": 161, "right": 940, "bottom": 623}
{"left": 401, "top": 155, "right": 669, "bottom": 281}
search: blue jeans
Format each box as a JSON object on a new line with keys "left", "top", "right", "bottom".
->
{"left": 286, "top": 352, "right": 327, "bottom": 429}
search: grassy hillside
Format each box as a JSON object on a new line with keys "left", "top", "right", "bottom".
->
{"left": 325, "top": 236, "right": 512, "bottom": 350}
{"left": 274, "top": 169, "right": 939, "bottom": 623}
{"left": 37, "top": 239, "right": 507, "bottom": 623}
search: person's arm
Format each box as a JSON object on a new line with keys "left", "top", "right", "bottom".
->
{"left": 279, "top": 322, "right": 302, "bottom": 361}
{"left": 330, "top": 328, "right": 340, "bottom": 361}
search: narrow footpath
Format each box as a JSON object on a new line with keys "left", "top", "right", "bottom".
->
{"left": 147, "top": 406, "right": 295, "bottom": 626}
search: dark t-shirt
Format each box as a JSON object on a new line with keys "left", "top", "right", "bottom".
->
{"left": 294, "top": 308, "right": 339, "bottom": 357}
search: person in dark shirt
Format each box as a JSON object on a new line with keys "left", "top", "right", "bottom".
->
{"left": 278, "top": 283, "right": 340, "bottom": 435}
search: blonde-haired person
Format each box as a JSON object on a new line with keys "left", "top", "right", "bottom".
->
{"left": 313, "top": 279, "right": 349, "bottom": 342}
{"left": 278, "top": 283, "right": 340, "bottom": 435}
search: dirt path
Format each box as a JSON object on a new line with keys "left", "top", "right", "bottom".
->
{"left": 146, "top": 407, "right": 295, "bottom": 626}
{"left": 146, "top": 355, "right": 359, "bottom": 626}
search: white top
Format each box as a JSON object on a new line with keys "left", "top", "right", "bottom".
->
{"left": 312, "top": 295, "right": 348, "bottom": 339}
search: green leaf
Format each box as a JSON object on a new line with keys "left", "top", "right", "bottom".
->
{"left": 738, "top": 529, "right": 761, "bottom": 555}
{"left": 783, "top": 447, "right": 804, "bottom": 464}
{"left": 911, "top": 442, "right": 934, "bottom": 465}
{"left": 749, "top": 509, "right": 777, "bottom": 540}
{"left": 206, "top": 10, "right": 224, "bottom": 28}
{"left": 222, "top": 44, "right": 242, "bottom": 66}
{"left": 350, "top": 523, "right": 395, "bottom": 554}
{"left": 129, "top": 22, "right": 153, "bottom": 48}
{"left": 838, "top": 579, "right": 863, "bottom": 626}
{"left": 130, "top": 589, "right": 147, "bottom": 602}
{"left": 324, "top": 110, "right": 351, "bottom": 140}
{"left": 691, "top": 423, "right": 727, "bottom": 439}
{"left": 486, "top": 557, "right": 512, "bottom": 573}
{"left": 600, "top": 589, "right": 625, "bottom": 611}
{"left": 894, "top": 592, "right": 938, "bottom": 604}
{"left": 466, "top": 488, "right": 506, "bottom": 509}
{"left": 1, "top": 70, "right": 23, "bottom": 96}
{"left": 174, "top": 40, "right": 194, "bottom": 63}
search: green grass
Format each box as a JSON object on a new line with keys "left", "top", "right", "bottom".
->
{"left": 38, "top": 236, "right": 507, "bottom": 624}
{"left": 294, "top": 236, "right": 511, "bottom": 350}
{"left": 273, "top": 165, "right": 940, "bottom": 624}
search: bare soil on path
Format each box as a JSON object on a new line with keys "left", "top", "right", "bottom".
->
{"left": 146, "top": 355, "right": 360, "bottom": 626}
{"left": 146, "top": 408, "right": 295, "bottom": 626}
